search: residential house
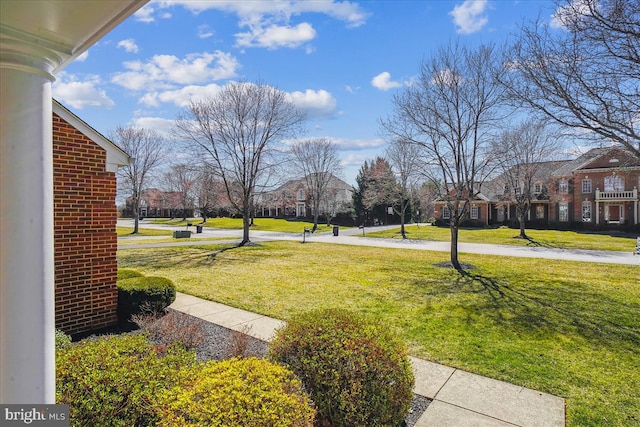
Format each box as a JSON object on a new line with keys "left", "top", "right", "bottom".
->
{"left": 122, "top": 188, "right": 195, "bottom": 219}
{"left": 53, "top": 100, "right": 130, "bottom": 335}
{"left": 434, "top": 146, "right": 640, "bottom": 231}
{"left": 552, "top": 147, "right": 639, "bottom": 227}
{"left": 256, "top": 174, "right": 353, "bottom": 221}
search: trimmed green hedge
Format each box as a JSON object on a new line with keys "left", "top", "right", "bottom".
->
{"left": 117, "top": 276, "right": 176, "bottom": 321}
{"left": 269, "top": 308, "right": 414, "bottom": 427}
{"left": 117, "top": 269, "right": 144, "bottom": 281}
{"left": 156, "top": 357, "right": 316, "bottom": 427}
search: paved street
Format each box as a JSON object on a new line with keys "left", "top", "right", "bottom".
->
{"left": 118, "top": 219, "right": 639, "bottom": 266}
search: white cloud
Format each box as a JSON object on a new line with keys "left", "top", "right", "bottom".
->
{"left": 117, "top": 39, "right": 139, "bottom": 53}
{"left": 371, "top": 72, "right": 402, "bottom": 91}
{"left": 449, "top": 0, "right": 489, "bottom": 34}
{"left": 74, "top": 51, "right": 89, "bottom": 62}
{"left": 333, "top": 138, "right": 386, "bottom": 151}
{"left": 159, "top": 0, "right": 369, "bottom": 28}
{"left": 146, "top": 1, "right": 368, "bottom": 51}
{"left": 134, "top": 5, "right": 156, "bottom": 23}
{"left": 139, "top": 83, "right": 224, "bottom": 107}
{"left": 235, "top": 22, "right": 316, "bottom": 49}
{"left": 111, "top": 51, "right": 240, "bottom": 91}
{"left": 130, "top": 116, "right": 175, "bottom": 138}
{"left": 197, "top": 24, "right": 214, "bottom": 39}
{"left": 340, "top": 151, "right": 383, "bottom": 168}
{"left": 431, "top": 68, "right": 462, "bottom": 87}
{"left": 287, "top": 89, "right": 337, "bottom": 120}
{"left": 550, "top": 0, "right": 592, "bottom": 29}
{"left": 52, "top": 73, "right": 115, "bottom": 109}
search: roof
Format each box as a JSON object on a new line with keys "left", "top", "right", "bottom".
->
{"left": 550, "top": 147, "right": 611, "bottom": 177}
{"left": 53, "top": 99, "right": 130, "bottom": 172}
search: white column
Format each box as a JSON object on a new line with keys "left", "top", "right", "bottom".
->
{"left": 634, "top": 188, "right": 638, "bottom": 225}
{"left": 1, "top": 45, "right": 58, "bottom": 403}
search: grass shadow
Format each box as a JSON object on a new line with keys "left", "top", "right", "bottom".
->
{"left": 421, "top": 270, "right": 640, "bottom": 351}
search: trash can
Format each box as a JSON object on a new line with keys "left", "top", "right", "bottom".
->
{"left": 333, "top": 225, "right": 339, "bottom": 236}
{"left": 196, "top": 224, "right": 203, "bottom": 233}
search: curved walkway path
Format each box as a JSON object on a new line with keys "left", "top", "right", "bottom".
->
{"left": 170, "top": 292, "right": 565, "bottom": 427}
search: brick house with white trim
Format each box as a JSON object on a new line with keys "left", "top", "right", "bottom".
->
{"left": 435, "top": 146, "right": 640, "bottom": 231}
{"left": 53, "top": 100, "right": 130, "bottom": 335}
{"left": 255, "top": 174, "right": 353, "bottom": 220}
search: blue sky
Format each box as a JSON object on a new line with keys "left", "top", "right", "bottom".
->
{"left": 53, "top": 0, "right": 560, "bottom": 185}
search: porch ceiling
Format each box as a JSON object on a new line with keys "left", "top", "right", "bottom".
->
{"left": 0, "top": 0, "right": 147, "bottom": 73}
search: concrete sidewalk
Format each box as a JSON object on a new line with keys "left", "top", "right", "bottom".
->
{"left": 170, "top": 292, "right": 566, "bottom": 427}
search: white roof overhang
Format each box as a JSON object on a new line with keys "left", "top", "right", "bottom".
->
{"left": 1, "top": 0, "right": 148, "bottom": 77}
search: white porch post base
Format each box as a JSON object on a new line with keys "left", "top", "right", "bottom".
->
{"left": 0, "top": 66, "right": 56, "bottom": 403}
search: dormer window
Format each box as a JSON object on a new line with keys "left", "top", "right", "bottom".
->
{"left": 609, "top": 158, "right": 619, "bottom": 163}
{"left": 533, "top": 182, "right": 542, "bottom": 194}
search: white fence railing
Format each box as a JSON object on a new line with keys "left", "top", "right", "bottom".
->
{"left": 596, "top": 188, "right": 638, "bottom": 200}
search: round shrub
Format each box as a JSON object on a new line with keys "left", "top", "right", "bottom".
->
{"left": 117, "top": 268, "right": 144, "bottom": 281}
{"left": 156, "top": 357, "right": 316, "bottom": 427}
{"left": 117, "top": 276, "right": 176, "bottom": 320}
{"left": 268, "top": 308, "right": 414, "bottom": 427}
{"left": 56, "top": 334, "right": 196, "bottom": 427}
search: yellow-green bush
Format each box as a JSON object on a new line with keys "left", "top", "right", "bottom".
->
{"left": 56, "top": 334, "right": 195, "bottom": 427}
{"left": 156, "top": 357, "right": 316, "bottom": 427}
{"left": 268, "top": 308, "right": 414, "bottom": 427}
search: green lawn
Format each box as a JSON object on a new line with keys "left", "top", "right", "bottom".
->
{"left": 366, "top": 224, "right": 637, "bottom": 252}
{"left": 118, "top": 242, "right": 639, "bottom": 426}
{"left": 116, "top": 226, "right": 173, "bottom": 237}
{"left": 148, "top": 217, "right": 343, "bottom": 233}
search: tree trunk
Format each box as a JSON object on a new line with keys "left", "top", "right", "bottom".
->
{"left": 400, "top": 201, "right": 407, "bottom": 239}
{"left": 240, "top": 212, "right": 251, "bottom": 246}
{"left": 133, "top": 201, "right": 140, "bottom": 234}
{"left": 518, "top": 211, "right": 528, "bottom": 239}
{"left": 450, "top": 223, "right": 462, "bottom": 271}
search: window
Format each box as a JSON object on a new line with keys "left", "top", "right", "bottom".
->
{"left": 536, "top": 205, "right": 545, "bottom": 219}
{"left": 559, "top": 203, "right": 569, "bottom": 222}
{"left": 442, "top": 206, "right": 450, "bottom": 220}
{"left": 604, "top": 175, "right": 624, "bottom": 191}
{"left": 582, "top": 179, "right": 592, "bottom": 194}
{"left": 582, "top": 202, "right": 592, "bottom": 222}
{"left": 534, "top": 182, "right": 542, "bottom": 194}
{"left": 558, "top": 180, "right": 569, "bottom": 194}
{"left": 470, "top": 206, "right": 479, "bottom": 220}
{"left": 297, "top": 189, "right": 305, "bottom": 200}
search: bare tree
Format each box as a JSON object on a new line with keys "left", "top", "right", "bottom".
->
{"left": 163, "top": 163, "right": 197, "bottom": 220}
{"left": 114, "top": 127, "right": 167, "bottom": 234}
{"left": 385, "top": 138, "right": 423, "bottom": 239}
{"left": 193, "top": 161, "right": 222, "bottom": 223}
{"left": 382, "top": 42, "right": 506, "bottom": 271}
{"left": 491, "top": 120, "right": 560, "bottom": 239}
{"left": 173, "top": 81, "right": 306, "bottom": 245}
{"left": 289, "top": 138, "right": 342, "bottom": 231}
{"left": 503, "top": 0, "right": 640, "bottom": 158}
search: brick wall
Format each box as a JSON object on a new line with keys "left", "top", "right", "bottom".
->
{"left": 53, "top": 113, "right": 118, "bottom": 335}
